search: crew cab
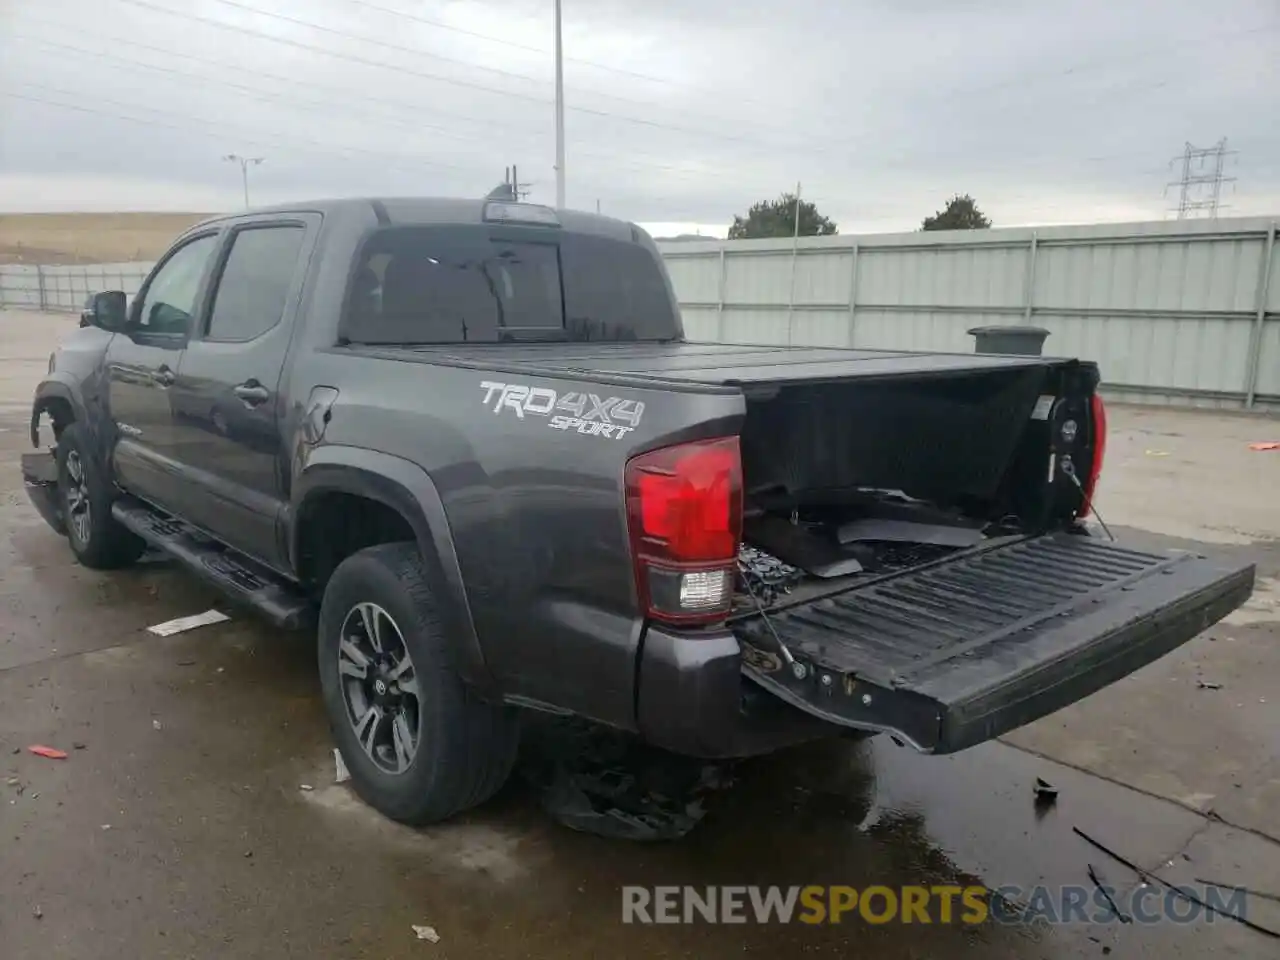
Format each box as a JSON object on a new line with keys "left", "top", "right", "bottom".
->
{"left": 21, "top": 197, "right": 1254, "bottom": 825}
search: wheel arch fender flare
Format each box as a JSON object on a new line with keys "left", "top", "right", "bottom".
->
{"left": 291, "top": 446, "right": 492, "bottom": 691}
{"left": 31, "top": 377, "right": 89, "bottom": 446}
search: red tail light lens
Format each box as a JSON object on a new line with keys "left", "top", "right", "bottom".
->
{"left": 625, "top": 437, "right": 743, "bottom": 624}
{"left": 1080, "top": 393, "right": 1107, "bottom": 516}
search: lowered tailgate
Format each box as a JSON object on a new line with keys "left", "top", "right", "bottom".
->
{"left": 732, "top": 533, "right": 1254, "bottom": 753}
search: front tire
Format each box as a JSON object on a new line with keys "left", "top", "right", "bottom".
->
{"left": 318, "top": 542, "right": 519, "bottom": 825}
{"left": 56, "top": 422, "right": 146, "bottom": 570}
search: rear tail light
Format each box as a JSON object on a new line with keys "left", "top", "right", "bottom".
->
{"left": 625, "top": 437, "right": 742, "bottom": 625}
{"left": 1080, "top": 393, "right": 1107, "bottom": 516}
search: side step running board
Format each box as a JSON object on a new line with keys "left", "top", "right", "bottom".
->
{"left": 112, "top": 498, "right": 314, "bottom": 630}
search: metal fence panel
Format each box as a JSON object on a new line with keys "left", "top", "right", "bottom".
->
{"left": 659, "top": 216, "right": 1279, "bottom": 410}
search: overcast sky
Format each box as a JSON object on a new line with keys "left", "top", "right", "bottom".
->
{"left": 1, "top": 0, "right": 1277, "bottom": 235}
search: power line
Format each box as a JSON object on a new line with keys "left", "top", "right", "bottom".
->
{"left": 332, "top": 0, "right": 1280, "bottom": 140}
{"left": 5, "top": 85, "right": 485, "bottom": 177}
{"left": 112, "top": 0, "right": 1246, "bottom": 172}
{"left": 29, "top": 0, "right": 1257, "bottom": 186}
{"left": 8, "top": 36, "right": 808, "bottom": 198}
{"left": 111, "top": 0, "right": 781, "bottom": 152}
{"left": 14, "top": 24, "right": 1205, "bottom": 184}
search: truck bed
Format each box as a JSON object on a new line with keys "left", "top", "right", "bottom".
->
{"left": 341, "top": 341, "right": 1069, "bottom": 390}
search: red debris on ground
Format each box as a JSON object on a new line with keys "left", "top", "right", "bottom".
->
{"left": 27, "top": 745, "right": 68, "bottom": 760}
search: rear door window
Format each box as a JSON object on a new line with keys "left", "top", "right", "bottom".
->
{"left": 205, "top": 225, "right": 307, "bottom": 342}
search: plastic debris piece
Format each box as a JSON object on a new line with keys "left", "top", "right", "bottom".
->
{"left": 1034, "top": 777, "right": 1059, "bottom": 803}
{"left": 152, "top": 719, "right": 162, "bottom": 730}
{"left": 1197, "top": 680, "right": 1223, "bottom": 690}
{"left": 28, "top": 745, "right": 67, "bottom": 760}
{"left": 334, "top": 748, "right": 351, "bottom": 784}
{"left": 1144, "top": 449, "right": 1170, "bottom": 457}
{"left": 1247, "top": 442, "right": 1280, "bottom": 451}
{"left": 412, "top": 925, "right": 440, "bottom": 943}
{"left": 146, "top": 609, "right": 230, "bottom": 637}
{"left": 299, "top": 784, "right": 314, "bottom": 792}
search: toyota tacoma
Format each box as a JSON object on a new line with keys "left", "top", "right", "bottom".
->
{"left": 21, "top": 197, "right": 1254, "bottom": 825}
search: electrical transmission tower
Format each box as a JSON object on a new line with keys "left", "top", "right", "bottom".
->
{"left": 1167, "top": 138, "right": 1236, "bottom": 219}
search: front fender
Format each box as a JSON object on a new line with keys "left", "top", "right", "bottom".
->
{"left": 30, "top": 375, "right": 90, "bottom": 446}
{"left": 291, "top": 446, "right": 492, "bottom": 691}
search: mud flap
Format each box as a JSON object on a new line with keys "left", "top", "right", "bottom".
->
{"left": 732, "top": 533, "right": 1255, "bottom": 753}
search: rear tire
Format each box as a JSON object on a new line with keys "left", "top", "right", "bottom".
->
{"left": 318, "top": 542, "right": 519, "bottom": 824}
{"left": 56, "top": 422, "right": 146, "bottom": 570}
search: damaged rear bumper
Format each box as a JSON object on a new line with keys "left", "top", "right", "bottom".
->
{"left": 635, "top": 625, "right": 848, "bottom": 759}
{"left": 21, "top": 450, "right": 65, "bottom": 534}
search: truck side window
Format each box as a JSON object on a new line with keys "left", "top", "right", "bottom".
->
{"left": 135, "top": 234, "right": 219, "bottom": 336}
{"left": 205, "top": 226, "right": 307, "bottom": 342}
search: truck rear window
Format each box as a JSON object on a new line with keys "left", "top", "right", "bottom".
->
{"left": 341, "top": 225, "right": 680, "bottom": 344}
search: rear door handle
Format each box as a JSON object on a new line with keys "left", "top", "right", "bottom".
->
{"left": 233, "top": 381, "right": 270, "bottom": 406}
{"left": 153, "top": 366, "right": 175, "bottom": 387}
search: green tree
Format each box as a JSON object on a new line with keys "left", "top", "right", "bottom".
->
{"left": 728, "top": 193, "right": 838, "bottom": 239}
{"left": 921, "top": 194, "right": 991, "bottom": 231}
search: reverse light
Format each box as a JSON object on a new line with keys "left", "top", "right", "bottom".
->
{"left": 625, "top": 437, "right": 743, "bottom": 625}
{"left": 1080, "top": 393, "right": 1107, "bottom": 517}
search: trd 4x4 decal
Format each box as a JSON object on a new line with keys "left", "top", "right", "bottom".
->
{"left": 479, "top": 380, "right": 645, "bottom": 441}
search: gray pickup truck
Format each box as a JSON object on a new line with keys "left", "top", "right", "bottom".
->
{"left": 21, "top": 197, "right": 1254, "bottom": 825}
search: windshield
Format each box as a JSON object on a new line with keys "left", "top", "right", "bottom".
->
{"left": 341, "top": 225, "right": 681, "bottom": 344}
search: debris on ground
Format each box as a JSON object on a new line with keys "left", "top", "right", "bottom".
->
{"left": 1197, "top": 680, "right": 1223, "bottom": 690}
{"left": 33, "top": 905, "right": 42, "bottom": 920}
{"left": 72, "top": 742, "right": 86, "bottom": 750}
{"left": 1247, "top": 442, "right": 1280, "bottom": 451}
{"left": 334, "top": 748, "right": 351, "bottom": 784}
{"left": 1033, "top": 777, "right": 1059, "bottom": 802}
{"left": 27, "top": 745, "right": 68, "bottom": 760}
{"left": 299, "top": 784, "right": 314, "bottom": 792}
{"left": 411, "top": 924, "right": 440, "bottom": 943}
{"left": 152, "top": 719, "right": 162, "bottom": 730}
{"left": 1144, "top": 449, "right": 1170, "bottom": 457}
{"left": 1074, "top": 826, "right": 1280, "bottom": 939}
{"left": 519, "top": 716, "right": 736, "bottom": 841}
{"left": 1195, "top": 879, "right": 1280, "bottom": 905}
{"left": 146, "top": 609, "right": 230, "bottom": 637}
{"left": 1086, "top": 864, "right": 1131, "bottom": 923}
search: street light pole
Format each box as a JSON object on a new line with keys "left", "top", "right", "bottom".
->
{"left": 553, "top": 0, "right": 565, "bottom": 208}
{"left": 223, "top": 154, "right": 264, "bottom": 209}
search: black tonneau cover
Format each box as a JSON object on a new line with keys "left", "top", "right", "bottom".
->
{"left": 345, "top": 341, "right": 1071, "bottom": 389}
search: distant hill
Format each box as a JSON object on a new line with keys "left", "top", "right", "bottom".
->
{"left": 0, "top": 212, "right": 214, "bottom": 264}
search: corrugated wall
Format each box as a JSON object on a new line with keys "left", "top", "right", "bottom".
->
{"left": 661, "top": 216, "right": 1280, "bottom": 410}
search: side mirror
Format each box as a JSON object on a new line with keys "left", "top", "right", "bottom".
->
{"left": 81, "top": 291, "right": 128, "bottom": 332}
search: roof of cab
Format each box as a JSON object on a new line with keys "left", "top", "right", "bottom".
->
{"left": 190, "top": 197, "right": 643, "bottom": 244}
